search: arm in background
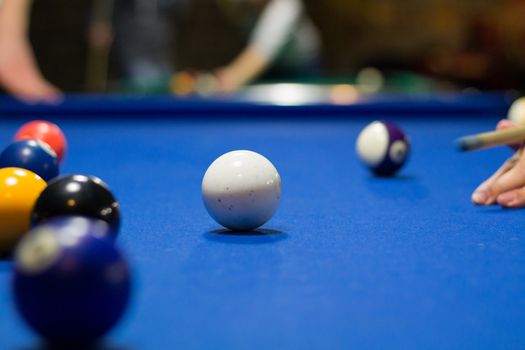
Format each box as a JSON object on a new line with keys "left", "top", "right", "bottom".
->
{"left": 216, "top": 0, "right": 303, "bottom": 92}
{"left": 0, "top": 0, "right": 61, "bottom": 102}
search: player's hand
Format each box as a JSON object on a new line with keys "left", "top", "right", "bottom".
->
{"left": 0, "top": 30, "right": 62, "bottom": 103}
{"left": 472, "top": 119, "right": 525, "bottom": 207}
{"left": 171, "top": 70, "right": 221, "bottom": 97}
{"left": 215, "top": 67, "right": 243, "bottom": 93}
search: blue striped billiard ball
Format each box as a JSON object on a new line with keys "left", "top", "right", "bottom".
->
{"left": 13, "top": 216, "right": 131, "bottom": 345}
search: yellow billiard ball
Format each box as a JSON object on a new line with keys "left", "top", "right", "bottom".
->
{"left": 170, "top": 71, "right": 196, "bottom": 96}
{"left": 0, "top": 168, "right": 46, "bottom": 255}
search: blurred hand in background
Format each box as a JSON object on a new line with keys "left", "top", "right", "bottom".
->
{"left": 0, "top": 0, "right": 61, "bottom": 102}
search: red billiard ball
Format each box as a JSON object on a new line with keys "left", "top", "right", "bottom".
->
{"left": 14, "top": 120, "right": 67, "bottom": 162}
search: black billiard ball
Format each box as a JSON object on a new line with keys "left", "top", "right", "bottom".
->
{"left": 0, "top": 139, "right": 59, "bottom": 182}
{"left": 13, "top": 216, "right": 131, "bottom": 345}
{"left": 31, "top": 175, "right": 121, "bottom": 234}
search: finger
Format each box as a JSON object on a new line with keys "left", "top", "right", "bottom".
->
{"left": 497, "top": 187, "right": 525, "bottom": 208}
{"left": 497, "top": 119, "right": 522, "bottom": 150}
{"left": 15, "top": 80, "right": 63, "bottom": 105}
{"left": 482, "top": 154, "right": 525, "bottom": 204}
{"left": 496, "top": 119, "right": 517, "bottom": 130}
{"left": 33, "top": 80, "right": 63, "bottom": 103}
{"left": 472, "top": 152, "right": 520, "bottom": 205}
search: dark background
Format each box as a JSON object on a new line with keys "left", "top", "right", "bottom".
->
{"left": 28, "top": 0, "right": 525, "bottom": 92}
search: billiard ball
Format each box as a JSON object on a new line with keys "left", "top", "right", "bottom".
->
{"left": 14, "top": 120, "right": 67, "bottom": 162}
{"left": 356, "top": 120, "right": 410, "bottom": 176}
{"left": 195, "top": 72, "right": 219, "bottom": 96}
{"left": 202, "top": 150, "right": 281, "bottom": 231}
{"left": 170, "top": 70, "right": 197, "bottom": 96}
{"left": 356, "top": 67, "right": 384, "bottom": 94}
{"left": 31, "top": 175, "right": 121, "bottom": 234}
{"left": 13, "top": 217, "right": 131, "bottom": 344}
{"left": 0, "top": 139, "right": 59, "bottom": 182}
{"left": 508, "top": 97, "right": 525, "bottom": 125}
{"left": 0, "top": 168, "right": 46, "bottom": 255}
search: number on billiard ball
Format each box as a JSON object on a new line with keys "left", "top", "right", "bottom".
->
{"left": 13, "top": 216, "right": 131, "bottom": 345}
{"left": 31, "top": 175, "right": 121, "bottom": 234}
{"left": 356, "top": 120, "right": 410, "bottom": 176}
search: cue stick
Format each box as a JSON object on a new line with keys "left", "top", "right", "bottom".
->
{"left": 455, "top": 125, "right": 525, "bottom": 151}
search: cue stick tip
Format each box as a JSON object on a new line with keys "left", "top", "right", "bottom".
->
{"left": 455, "top": 136, "right": 481, "bottom": 152}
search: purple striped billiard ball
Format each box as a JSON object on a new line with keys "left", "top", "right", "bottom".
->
{"left": 356, "top": 120, "right": 410, "bottom": 176}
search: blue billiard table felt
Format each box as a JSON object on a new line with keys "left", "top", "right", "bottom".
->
{"left": 0, "top": 113, "right": 524, "bottom": 349}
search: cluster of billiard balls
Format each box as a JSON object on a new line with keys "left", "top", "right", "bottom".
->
{"left": 201, "top": 121, "right": 410, "bottom": 232}
{"left": 0, "top": 121, "right": 131, "bottom": 346}
{"left": 0, "top": 119, "right": 408, "bottom": 345}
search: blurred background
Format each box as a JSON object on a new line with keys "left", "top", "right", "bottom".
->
{"left": 24, "top": 0, "right": 525, "bottom": 95}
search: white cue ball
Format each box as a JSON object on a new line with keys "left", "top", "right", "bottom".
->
{"left": 508, "top": 97, "right": 525, "bottom": 125}
{"left": 202, "top": 150, "right": 281, "bottom": 231}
